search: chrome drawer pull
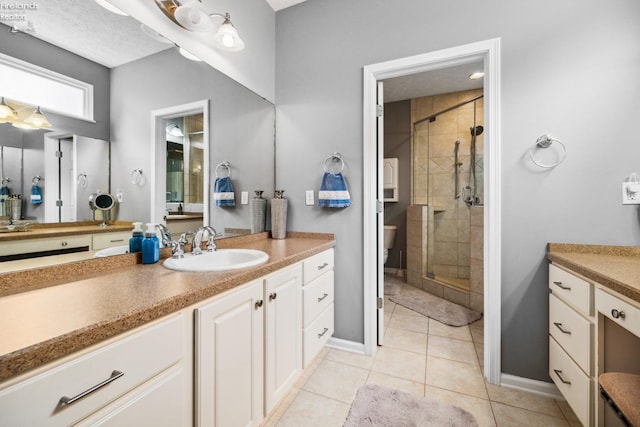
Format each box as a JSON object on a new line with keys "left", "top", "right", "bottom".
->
{"left": 553, "top": 369, "right": 571, "bottom": 385}
{"left": 553, "top": 322, "right": 571, "bottom": 335}
{"left": 318, "top": 327, "right": 329, "bottom": 338}
{"left": 317, "top": 262, "right": 329, "bottom": 270}
{"left": 255, "top": 299, "right": 264, "bottom": 309}
{"left": 60, "top": 370, "right": 124, "bottom": 406}
{"left": 110, "top": 239, "right": 125, "bottom": 243}
{"left": 611, "top": 309, "right": 626, "bottom": 319}
{"left": 61, "top": 241, "right": 68, "bottom": 247}
{"left": 553, "top": 281, "right": 571, "bottom": 291}
{"left": 317, "top": 293, "right": 329, "bottom": 302}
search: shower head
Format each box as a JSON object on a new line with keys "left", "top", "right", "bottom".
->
{"left": 470, "top": 125, "right": 484, "bottom": 136}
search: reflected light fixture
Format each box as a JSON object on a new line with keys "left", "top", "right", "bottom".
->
{"left": 469, "top": 71, "right": 485, "bottom": 80}
{"left": 94, "top": 0, "right": 128, "bottom": 16}
{"left": 0, "top": 97, "right": 17, "bottom": 120}
{"left": 166, "top": 123, "right": 184, "bottom": 137}
{"left": 177, "top": 45, "right": 203, "bottom": 62}
{"left": 24, "top": 107, "right": 52, "bottom": 128}
{"left": 0, "top": 97, "right": 52, "bottom": 130}
{"left": 154, "top": 0, "right": 245, "bottom": 52}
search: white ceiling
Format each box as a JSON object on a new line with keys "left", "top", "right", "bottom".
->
{"left": 265, "top": 0, "right": 309, "bottom": 11}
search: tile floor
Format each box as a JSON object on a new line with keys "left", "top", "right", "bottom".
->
{"left": 262, "top": 276, "right": 581, "bottom": 427}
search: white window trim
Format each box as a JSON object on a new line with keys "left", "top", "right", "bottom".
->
{"left": 0, "top": 52, "right": 94, "bottom": 122}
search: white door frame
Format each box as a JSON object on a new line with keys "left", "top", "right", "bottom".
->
{"left": 150, "top": 100, "right": 210, "bottom": 226}
{"left": 362, "top": 38, "right": 502, "bottom": 384}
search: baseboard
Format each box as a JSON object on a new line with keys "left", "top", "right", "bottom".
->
{"left": 500, "top": 373, "right": 563, "bottom": 399}
{"left": 326, "top": 337, "right": 366, "bottom": 354}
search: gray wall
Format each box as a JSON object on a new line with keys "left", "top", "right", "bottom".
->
{"left": 383, "top": 101, "right": 411, "bottom": 270}
{"left": 110, "top": 48, "right": 275, "bottom": 232}
{"left": 275, "top": 0, "right": 640, "bottom": 381}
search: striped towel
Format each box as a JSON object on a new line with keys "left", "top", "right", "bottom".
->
{"left": 213, "top": 176, "right": 235, "bottom": 206}
{"left": 318, "top": 172, "right": 351, "bottom": 208}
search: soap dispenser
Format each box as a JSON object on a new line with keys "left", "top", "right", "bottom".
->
{"left": 142, "top": 223, "right": 160, "bottom": 264}
{"left": 129, "top": 222, "right": 144, "bottom": 253}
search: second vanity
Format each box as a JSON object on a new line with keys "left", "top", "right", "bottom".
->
{"left": 0, "top": 232, "right": 335, "bottom": 426}
{"left": 547, "top": 244, "right": 640, "bottom": 427}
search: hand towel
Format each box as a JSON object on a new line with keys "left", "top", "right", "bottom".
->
{"left": 31, "top": 184, "right": 42, "bottom": 204}
{"left": 318, "top": 171, "right": 351, "bottom": 208}
{"left": 0, "top": 185, "right": 8, "bottom": 196}
{"left": 214, "top": 176, "right": 236, "bottom": 206}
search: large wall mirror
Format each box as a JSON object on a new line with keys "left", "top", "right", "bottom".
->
{"left": 0, "top": 1, "right": 275, "bottom": 260}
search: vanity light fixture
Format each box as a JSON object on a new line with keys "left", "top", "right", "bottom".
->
{"left": 468, "top": 72, "right": 485, "bottom": 80}
{"left": 177, "top": 45, "right": 203, "bottom": 62}
{"left": 24, "top": 106, "right": 52, "bottom": 128}
{"left": 166, "top": 123, "right": 184, "bottom": 137}
{"left": 94, "top": 0, "right": 128, "bottom": 16}
{"left": 0, "top": 97, "right": 52, "bottom": 130}
{"left": 0, "top": 97, "right": 17, "bottom": 120}
{"left": 154, "top": 0, "right": 245, "bottom": 52}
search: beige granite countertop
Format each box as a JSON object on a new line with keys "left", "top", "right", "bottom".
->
{"left": 0, "top": 232, "right": 335, "bottom": 383}
{"left": 548, "top": 243, "right": 640, "bottom": 303}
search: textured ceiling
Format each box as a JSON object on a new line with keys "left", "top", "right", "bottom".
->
{"left": 265, "top": 0, "right": 309, "bottom": 11}
{"left": 0, "top": 0, "right": 172, "bottom": 68}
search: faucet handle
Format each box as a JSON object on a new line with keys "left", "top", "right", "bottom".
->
{"left": 179, "top": 231, "right": 193, "bottom": 245}
{"left": 206, "top": 236, "right": 217, "bottom": 252}
{"left": 171, "top": 240, "right": 184, "bottom": 259}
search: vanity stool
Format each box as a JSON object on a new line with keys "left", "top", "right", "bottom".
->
{"left": 599, "top": 372, "right": 640, "bottom": 426}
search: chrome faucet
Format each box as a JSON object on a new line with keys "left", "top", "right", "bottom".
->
{"left": 192, "top": 226, "right": 219, "bottom": 254}
{"left": 156, "top": 223, "right": 172, "bottom": 247}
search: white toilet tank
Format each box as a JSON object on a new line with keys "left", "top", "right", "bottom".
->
{"left": 383, "top": 225, "right": 397, "bottom": 249}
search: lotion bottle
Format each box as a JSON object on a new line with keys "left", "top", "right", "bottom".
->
{"left": 142, "top": 223, "right": 160, "bottom": 264}
{"left": 129, "top": 222, "right": 144, "bottom": 253}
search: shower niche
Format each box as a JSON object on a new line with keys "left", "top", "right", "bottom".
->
{"left": 406, "top": 89, "right": 484, "bottom": 311}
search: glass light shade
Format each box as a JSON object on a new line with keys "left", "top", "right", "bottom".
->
{"left": 178, "top": 46, "right": 203, "bottom": 61}
{"left": 94, "top": 0, "right": 128, "bottom": 16}
{"left": 24, "top": 107, "right": 52, "bottom": 128}
{"left": 11, "top": 121, "right": 37, "bottom": 130}
{"left": 469, "top": 72, "right": 485, "bottom": 80}
{"left": 0, "top": 97, "right": 16, "bottom": 119}
{"left": 213, "top": 21, "right": 245, "bottom": 52}
{"left": 166, "top": 123, "right": 184, "bottom": 137}
{"left": 174, "top": 1, "right": 213, "bottom": 31}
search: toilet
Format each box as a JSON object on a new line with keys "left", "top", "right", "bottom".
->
{"left": 383, "top": 225, "right": 397, "bottom": 264}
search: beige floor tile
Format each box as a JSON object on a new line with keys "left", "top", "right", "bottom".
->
{"left": 427, "top": 334, "right": 478, "bottom": 365}
{"left": 485, "top": 382, "right": 564, "bottom": 418}
{"left": 490, "top": 401, "right": 570, "bottom": 427}
{"left": 393, "top": 304, "right": 426, "bottom": 318}
{"left": 470, "top": 320, "right": 484, "bottom": 344}
{"left": 429, "top": 319, "right": 472, "bottom": 341}
{"left": 302, "top": 359, "right": 369, "bottom": 404}
{"left": 371, "top": 346, "right": 427, "bottom": 383}
{"left": 556, "top": 399, "right": 580, "bottom": 422}
{"left": 324, "top": 348, "right": 376, "bottom": 370}
{"left": 261, "top": 386, "right": 300, "bottom": 427}
{"left": 383, "top": 327, "right": 429, "bottom": 354}
{"left": 294, "top": 347, "right": 328, "bottom": 388}
{"left": 425, "top": 385, "right": 496, "bottom": 427}
{"left": 425, "top": 356, "right": 488, "bottom": 399}
{"left": 388, "top": 312, "right": 430, "bottom": 334}
{"left": 275, "top": 390, "right": 350, "bottom": 427}
{"left": 366, "top": 371, "right": 425, "bottom": 397}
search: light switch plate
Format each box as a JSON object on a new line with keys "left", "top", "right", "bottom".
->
{"left": 241, "top": 191, "right": 249, "bottom": 205}
{"left": 305, "top": 190, "right": 314, "bottom": 205}
{"left": 116, "top": 191, "right": 124, "bottom": 203}
{"left": 622, "top": 182, "right": 640, "bottom": 204}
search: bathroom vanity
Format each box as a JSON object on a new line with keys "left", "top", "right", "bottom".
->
{"left": 547, "top": 244, "right": 640, "bottom": 427}
{"left": 0, "top": 232, "right": 335, "bottom": 426}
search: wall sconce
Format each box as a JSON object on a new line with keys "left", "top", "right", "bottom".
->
{"left": 0, "top": 97, "right": 52, "bottom": 130}
{"left": 154, "top": 0, "right": 245, "bottom": 53}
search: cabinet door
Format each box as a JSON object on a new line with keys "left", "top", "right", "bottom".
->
{"left": 264, "top": 264, "right": 302, "bottom": 413}
{"left": 195, "top": 281, "right": 264, "bottom": 427}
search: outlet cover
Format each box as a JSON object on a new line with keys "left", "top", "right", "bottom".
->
{"left": 241, "top": 191, "right": 249, "bottom": 205}
{"left": 305, "top": 190, "right": 314, "bottom": 205}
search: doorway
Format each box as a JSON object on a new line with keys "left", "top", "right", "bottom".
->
{"left": 363, "top": 39, "right": 502, "bottom": 384}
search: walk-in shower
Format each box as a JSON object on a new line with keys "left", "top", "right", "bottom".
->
{"left": 409, "top": 91, "right": 484, "bottom": 296}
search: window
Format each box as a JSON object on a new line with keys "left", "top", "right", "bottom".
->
{"left": 0, "top": 53, "right": 93, "bottom": 121}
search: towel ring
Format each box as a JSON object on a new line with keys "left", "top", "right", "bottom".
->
{"left": 32, "top": 176, "right": 42, "bottom": 185}
{"left": 322, "top": 152, "right": 345, "bottom": 174}
{"left": 77, "top": 172, "right": 88, "bottom": 188}
{"left": 215, "top": 161, "right": 231, "bottom": 178}
{"left": 1, "top": 178, "right": 10, "bottom": 186}
{"left": 528, "top": 135, "right": 567, "bottom": 168}
{"left": 130, "top": 168, "right": 144, "bottom": 186}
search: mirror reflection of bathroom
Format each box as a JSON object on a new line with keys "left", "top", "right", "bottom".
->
{"left": 165, "top": 113, "right": 204, "bottom": 218}
{"left": 383, "top": 62, "right": 485, "bottom": 313}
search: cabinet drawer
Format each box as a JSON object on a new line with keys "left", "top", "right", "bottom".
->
{"left": 0, "top": 235, "right": 91, "bottom": 256}
{"left": 303, "top": 304, "right": 334, "bottom": 368}
{"left": 549, "top": 264, "right": 592, "bottom": 316}
{"left": 549, "top": 337, "right": 591, "bottom": 427}
{"left": 303, "top": 270, "right": 334, "bottom": 327}
{"left": 549, "top": 293, "right": 592, "bottom": 375}
{"left": 92, "top": 232, "right": 131, "bottom": 250}
{"left": 596, "top": 288, "right": 640, "bottom": 338}
{"left": 0, "top": 314, "right": 185, "bottom": 427}
{"left": 302, "top": 249, "right": 334, "bottom": 284}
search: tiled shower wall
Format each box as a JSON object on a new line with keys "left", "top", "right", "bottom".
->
{"left": 411, "top": 89, "right": 483, "bottom": 282}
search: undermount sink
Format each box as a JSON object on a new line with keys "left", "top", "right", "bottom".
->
{"left": 95, "top": 245, "right": 130, "bottom": 257}
{"left": 163, "top": 249, "right": 269, "bottom": 272}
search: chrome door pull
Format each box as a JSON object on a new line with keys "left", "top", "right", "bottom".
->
{"left": 255, "top": 299, "right": 264, "bottom": 309}
{"left": 59, "top": 370, "right": 124, "bottom": 406}
{"left": 317, "top": 293, "right": 329, "bottom": 302}
{"left": 553, "top": 322, "right": 571, "bottom": 335}
{"left": 269, "top": 292, "right": 277, "bottom": 301}
{"left": 317, "top": 327, "right": 329, "bottom": 338}
{"left": 553, "top": 281, "right": 571, "bottom": 291}
{"left": 553, "top": 369, "right": 571, "bottom": 385}
{"left": 317, "top": 262, "right": 329, "bottom": 270}
{"left": 611, "top": 309, "right": 626, "bottom": 319}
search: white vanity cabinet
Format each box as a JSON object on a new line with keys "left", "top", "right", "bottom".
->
{"left": 0, "top": 235, "right": 91, "bottom": 257}
{"left": 0, "top": 313, "right": 192, "bottom": 427}
{"left": 548, "top": 263, "right": 595, "bottom": 427}
{"left": 302, "top": 249, "right": 335, "bottom": 368}
{"left": 91, "top": 231, "right": 131, "bottom": 250}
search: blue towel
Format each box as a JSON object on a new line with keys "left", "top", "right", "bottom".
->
{"left": 31, "top": 184, "right": 42, "bottom": 204}
{"left": 214, "top": 176, "right": 235, "bottom": 206}
{"left": 318, "top": 172, "right": 351, "bottom": 208}
{"left": 0, "top": 185, "right": 8, "bottom": 196}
